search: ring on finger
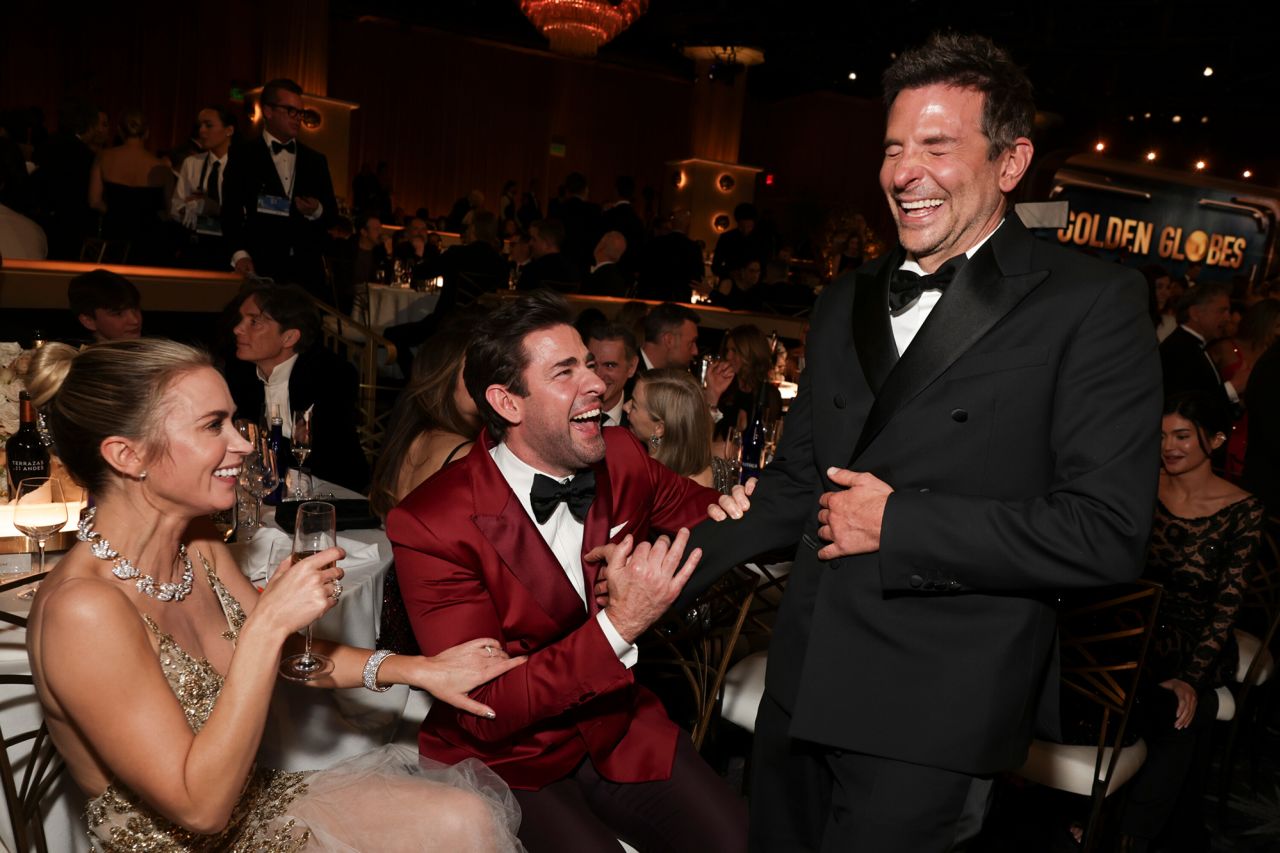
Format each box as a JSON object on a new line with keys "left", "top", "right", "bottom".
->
{"left": 484, "top": 645, "right": 496, "bottom": 657}
{"left": 330, "top": 580, "right": 343, "bottom": 600}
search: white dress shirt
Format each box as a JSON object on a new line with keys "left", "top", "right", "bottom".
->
{"left": 603, "top": 398, "right": 626, "bottom": 427}
{"left": 891, "top": 221, "right": 1003, "bottom": 355}
{"left": 230, "top": 133, "right": 323, "bottom": 268}
{"left": 258, "top": 353, "right": 298, "bottom": 438}
{"left": 490, "top": 442, "right": 638, "bottom": 667}
{"left": 170, "top": 152, "right": 228, "bottom": 224}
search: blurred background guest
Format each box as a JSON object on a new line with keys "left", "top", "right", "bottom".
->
{"left": 517, "top": 218, "right": 578, "bottom": 292}
{"left": 556, "top": 170, "right": 600, "bottom": 274}
{"left": 224, "top": 283, "right": 369, "bottom": 491}
{"left": 711, "top": 202, "right": 765, "bottom": 280}
{"left": 714, "top": 324, "right": 781, "bottom": 435}
{"left": 88, "top": 109, "right": 169, "bottom": 264}
{"left": 582, "top": 230, "right": 629, "bottom": 297}
{"left": 1119, "top": 392, "right": 1263, "bottom": 851}
{"left": 599, "top": 174, "right": 645, "bottom": 274}
{"left": 637, "top": 208, "right": 704, "bottom": 303}
{"left": 639, "top": 302, "right": 700, "bottom": 370}
{"left": 67, "top": 268, "right": 143, "bottom": 342}
{"left": 1142, "top": 263, "right": 1178, "bottom": 342}
{"left": 394, "top": 216, "right": 441, "bottom": 280}
{"left": 32, "top": 98, "right": 108, "bottom": 259}
{"left": 585, "top": 322, "right": 640, "bottom": 426}
{"left": 170, "top": 105, "right": 236, "bottom": 269}
{"left": 0, "top": 189, "right": 47, "bottom": 258}
{"left": 371, "top": 320, "right": 480, "bottom": 518}
{"left": 626, "top": 368, "right": 735, "bottom": 493}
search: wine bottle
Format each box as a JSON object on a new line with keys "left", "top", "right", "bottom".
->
{"left": 6, "top": 391, "right": 51, "bottom": 496}
{"left": 263, "top": 406, "right": 287, "bottom": 506}
{"left": 739, "top": 384, "right": 767, "bottom": 485}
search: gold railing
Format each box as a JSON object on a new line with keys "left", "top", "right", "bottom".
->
{"left": 303, "top": 295, "right": 399, "bottom": 465}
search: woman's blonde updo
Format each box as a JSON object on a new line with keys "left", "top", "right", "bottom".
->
{"left": 26, "top": 339, "right": 212, "bottom": 494}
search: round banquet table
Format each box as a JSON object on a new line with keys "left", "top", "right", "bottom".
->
{"left": 365, "top": 284, "right": 440, "bottom": 334}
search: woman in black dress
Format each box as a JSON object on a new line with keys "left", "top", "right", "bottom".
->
{"left": 1119, "top": 392, "right": 1264, "bottom": 851}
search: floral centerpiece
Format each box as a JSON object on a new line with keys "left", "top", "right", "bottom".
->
{"left": 0, "top": 342, "right": 27, "bottom": 440}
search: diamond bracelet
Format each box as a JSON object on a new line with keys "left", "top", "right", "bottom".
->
{"left": 362, "top": 650, "right": 397, "bottom": 692}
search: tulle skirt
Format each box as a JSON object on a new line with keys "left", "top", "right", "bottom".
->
{"left": 85, "top": 745, "right": 523, "bottom": 852}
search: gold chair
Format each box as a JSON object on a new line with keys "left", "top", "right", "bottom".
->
{"left": 0, "top": 675, "right": 65, "bottom": 853}
{"left": 1014, "top": 580, "right": 1163, "bottom": 853}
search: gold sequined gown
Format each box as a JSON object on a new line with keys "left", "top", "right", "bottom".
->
{"left": 83, "top": 554, "right": 522, "bottom": 852}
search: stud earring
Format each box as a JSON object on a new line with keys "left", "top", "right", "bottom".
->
{"left": 649, "top": 434, "right": 662, "bottom": 449}
{"left": 138, "top": 470, "right": 148, "bottom": 481}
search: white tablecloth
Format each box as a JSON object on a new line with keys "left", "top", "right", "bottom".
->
{"left": 0, "top": 485, "right": 425, "bottom": 848}
{"left": 366, "top": 284, "right": 439, "bottom": 334}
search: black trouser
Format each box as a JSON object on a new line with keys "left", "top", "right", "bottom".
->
{"left": 750, "top": 691, "right": 980, "bottom": 853}
{"left": 512, "top": 734, "right": 747, "bottom": 853}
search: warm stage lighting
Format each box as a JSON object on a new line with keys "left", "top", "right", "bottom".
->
{"left": 847, "top": 71, "right": 857, "bottom": 80}
{"left": 1172, "top": 115, "right": 1182, "bottom": 123}
{"left": 1243, "top": 170, "right": 1253, "bottom": 179}
{"left": 1146, "top": 151, "right": 1158, "bottom": 162}
{"left": 1194, "top": 160, "right": 1207, "bottom": 171}
{"left": 1095, "top": 141, "right": 1106, "bottom": 152}
{"left": 1203, "top": 66, "right": 1214, "bottom": 77}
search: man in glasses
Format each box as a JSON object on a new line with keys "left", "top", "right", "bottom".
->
{"left": 222, "top": 77, "right": 336, "bottom": 301}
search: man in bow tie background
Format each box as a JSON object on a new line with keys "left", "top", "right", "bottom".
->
{"left": 683, "top": 32, "right": 1161, "bottom": 850}
{"left": 221, "top": 78, "right": 336, "bottom": 300}
{"left": 387, "top": 289, "right": 747, "bottom": 853}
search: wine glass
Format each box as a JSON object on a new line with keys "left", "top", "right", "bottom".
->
{"left": 210, "top": 507, "right": 237, "bottom": 543}
{"left": 279, "top": 501, "right": 337, "bottom": 681}
{"left": 722, "top": 427, "right": 743, "bottom": 485}
{"left": 238, "top": 449, "right": 279, "bottom": 541}
{"left": 291, "top": 409, "right": 313, "bottom": 498}
{"left": 13, "top": 477, "right": 67, "bottom": 574}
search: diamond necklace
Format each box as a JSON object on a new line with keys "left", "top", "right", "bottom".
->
{"left": 76, "top": 507, "right": 194, "bottom": 602}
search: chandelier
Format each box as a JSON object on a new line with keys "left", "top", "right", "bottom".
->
{"left": 519, "top": 0, "right": 649, "bottom": 58}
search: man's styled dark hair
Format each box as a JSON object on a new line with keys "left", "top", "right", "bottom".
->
{"left": 733, "top": 203, "right": 757, "bottom": 223}
{"left": 1175, "top": 281, "right": 1231, "bottom": 324}
{"left": 465, "top": 289, "right": 574, "bottom": 439}
{"left": 588, "top": 322, "right": 639, "bottom": 361}
{"left": 1163, "top": 391, "right": 1231, "bottom": 459}
{"left": 882, "top": 32, "right": 1035, "bottom": 159}
{"left": 642, "top": 302, "right": 700, "bottom": 345}
{"left": 564, "top": 171, "right": 589, "bottom": 196}
{"left": 68, "top": 269, "right": 141, "bottom": 317}
{"left": 237, "top": 283, "right": 320, "bottom": 352}
{"left": 530, "top": 219, "right": 565, "bottom": 251}
{"left": 260, "top": 78, "right": 304, "bottom": 107}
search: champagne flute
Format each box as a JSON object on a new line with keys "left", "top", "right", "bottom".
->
{"left": 13, "top": 477, "right": 67, "bottom": 575}
{"left": 291, "top": 409, "right": 313, "bottom": 499}
{"left": 210, "top": 507, "right": 237, "bottom": 543}
{"left": 723, "top": 427, "right": 743, "bottom": 484}
{"left": 279, "top": 501, "right": 337, "bottom": 681}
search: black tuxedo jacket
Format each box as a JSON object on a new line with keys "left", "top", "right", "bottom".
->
{"left": 683, "top": 216, "right": 1162, "bottom": 775}
{"left": 583, "top": 262, "right": 630, "bottom": 298}
{"left": 517, "top": 252, "right": 580, "bottom": 292}
{"left": 637, "top": 232, "right": 704, "bottom": 303}
{"left": 1159, "top": 325, "right": 1230, "bottom": 409}
{"left": 599, "top": 202, "right": 646, "bottom": 270}
{"left": 221, "top": 136, "right": 337, "bottom": 292}
{"left": 224, "top": 347, "right": 370, "bottom": 492}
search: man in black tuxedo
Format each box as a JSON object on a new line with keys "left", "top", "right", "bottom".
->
{"left": 599, "top": 175, "right": 646, "bottom": 273}
{"left": 518, "top": 219, "right": 580, "bottom": 292}
{"left": 582, "top": 231, "right": 630, "bottom": 297}
{"left": 683, "top": 32, "right": 1161, "bottom": 850}
{"left": 1159, "top": 281, "right": 1240, "bottom": 410}
{"left": 558, "top": 171, "right": 602, "bottom": 274}
{"left": 222, "top": 78, "right": 337, "bottom": 300}
{"left": 637, "top": 209, "right": 704, "bottom": 304}
{"left": 223, "top": 283, "right": 370, "bottom": 492}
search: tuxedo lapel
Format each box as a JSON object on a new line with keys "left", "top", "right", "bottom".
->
{"left": 851, "top": 249, "right": 903, "bottom": 396}
{"left": 579, "top": 459, "right": 614, "bottom": 616}
{"left": 852, "top": 218, "right": 1050, "bottom": 462}
{"left": 468, "top": 432, "right": 587, "bottom": 628}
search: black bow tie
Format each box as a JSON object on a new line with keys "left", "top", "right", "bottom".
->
{"left": 888, "top": 255, "right": 967, "bottom": 312}
{"left": 530, "top": 469, "right": 596, "bottom": 524}
{"left": 271, "top": 139, "right": 297, "bottom": 155}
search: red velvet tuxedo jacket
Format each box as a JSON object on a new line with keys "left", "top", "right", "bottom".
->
{"left": 386, "top": 427, "right": 719, "bottom": 790}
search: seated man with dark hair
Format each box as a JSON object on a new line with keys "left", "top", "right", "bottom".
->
{"left": 223, "top": 283, "right": 370, "bottom": 491}
{"left": 640, "top": 302, "right": 700, "bottom": 370}
{"left": 387, "top": 289, "right": 745, "bottom": 853}
{"left": 67, "top": 268, "right": 143, "bottom": 342}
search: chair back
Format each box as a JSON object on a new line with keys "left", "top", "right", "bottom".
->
{"left": 0, "top": 675, "right": 65, "bottom": 853}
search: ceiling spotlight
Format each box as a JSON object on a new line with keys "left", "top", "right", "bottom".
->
{"left": 1127, "top": 115, "right": 1136, "bottom": 122}
{"left": 1194, "top": 160, "right": 1207, "bottom": 170}
{"left": 1243, "top": 169, "right": 1253, "bottom": 179}
{"left": 1143, "top": 112, "right": 1152, "bottom": 119}
{"left": 1200, "top": 116, "right": 1210, "bottom": 124}
{"left": 1146, "top": 151, "right": 1158, "bottom": 162}
{"left": 1203, "top": 66, "right": 1214, "bottom": 77}
{"left": 847, "top": 71, "right": 857, "bottom": 80}
{"left": 1172, "top": 115, "right": 1182, "bottom": 123}
{"left": 1095, "top": 141, "right": 1106, "bottom": 152}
